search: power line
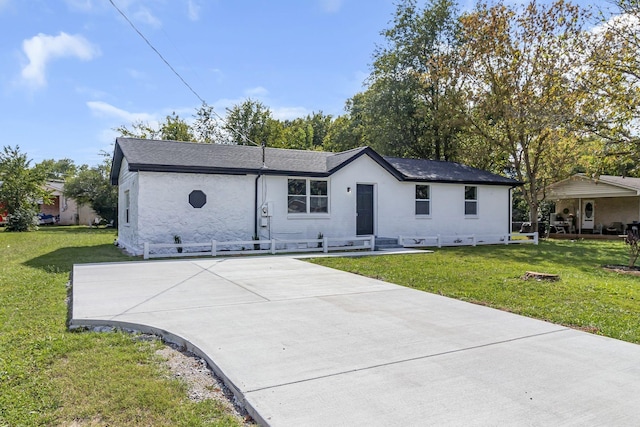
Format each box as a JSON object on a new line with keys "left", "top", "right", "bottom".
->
{"left": 107, "top": 0, "right": 260, "bottom": 147}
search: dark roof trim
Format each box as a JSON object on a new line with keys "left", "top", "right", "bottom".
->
{"left": 327, "top": 146, "right": 404, "bottom": 180}
{"left": 406, "top": 178, "right": 522, "bottom": 187}
{"left": 110, "top": 143, "right": 124, "bottom": 185}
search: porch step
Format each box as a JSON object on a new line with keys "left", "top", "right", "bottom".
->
{"left": 375, "top": 237, "right": 403, "bottom": 251}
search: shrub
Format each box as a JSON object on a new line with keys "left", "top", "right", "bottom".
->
{"left": 624, "top": 229, "right": 640, "bottom": 268}
{"left": 6, "top": 206, "right": 39, "bottom": 232}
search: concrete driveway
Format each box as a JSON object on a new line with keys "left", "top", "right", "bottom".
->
{"left": 70, "top": 256, "right": 640, "bottom": 426}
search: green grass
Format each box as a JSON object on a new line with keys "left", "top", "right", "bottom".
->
{"left": 311, "top": 239, "right": 640, "bottom": 344}
{"left": 0, "top": 227, "right": 241, "bottom": 427}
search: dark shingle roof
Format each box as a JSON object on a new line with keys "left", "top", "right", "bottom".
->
{"left": 110, "top": 137, "right": 519, "bottom": 187}
{"left": 384, "top": 157, "right": 519, "bottom": 185}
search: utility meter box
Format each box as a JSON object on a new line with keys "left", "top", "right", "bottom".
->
{"left": 261, "top": 202, "right": 273, "bottom": 217}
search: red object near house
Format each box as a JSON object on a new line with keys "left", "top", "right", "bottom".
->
{"left": 0, "top": 204, "right": 7, "bottom": 225}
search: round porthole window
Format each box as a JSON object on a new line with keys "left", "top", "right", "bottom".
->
{"left": 189, "top": 190, "right": 206, "bottom": 208}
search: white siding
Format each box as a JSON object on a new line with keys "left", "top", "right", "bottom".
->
{"left": 135, "top": 172, "right": 255, "bottom": 253}
{"left": 257, "top": 155, "right": 511, "bottom": 240}
{"left": 548, "top": 176, "right": 636, "bottom": 199}
{"left": 116, "top": 158, "right": 140, "bottom": 254}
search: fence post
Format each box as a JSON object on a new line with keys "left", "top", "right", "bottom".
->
{"left": 211, "top": 240, "right": 216, "bottom": 257}
{"left": 323, "top": 237, "right": 329, "bottom": 253}
{"left": 398, "top": 235, "right": 403, "bottom": 248}
{"left": 143, "top": 243, "right": 149, "bottom": 259}
{"left": 504, "top": 234, "right": 509, "bottom": 245}
{"left": 472, "top": 235, "right": 477, "bottom": 247}
{"left": 437, "top": 235, "right": 442, "bottom": 248}
{"left": 370, "top": 235, "right": 375, "bottom": 251}
{"left": 271, "top": 239, "right": 277, "bottom": 254}
{"left": 534, "top": 231, "right": 539, "bottom": 245}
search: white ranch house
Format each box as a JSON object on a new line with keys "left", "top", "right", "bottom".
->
{"left": 110, "top": 138, "right": 521, "bottom": 256}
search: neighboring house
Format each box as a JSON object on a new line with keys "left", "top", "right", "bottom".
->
{"left": 542, "top": 174, "right": 640, "bottom": 234}
{"left": 110, "top": 137, "right": 520, "bottom": 256}
{"left": 39, "top": 181, "right": 98, "bottom": 226}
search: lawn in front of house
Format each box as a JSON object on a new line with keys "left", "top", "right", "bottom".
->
{"left": 0, "top": 227, "right": 242, "bottom": 427}
{"left": 311, "top": 239, "right": 640, "bottom": 344}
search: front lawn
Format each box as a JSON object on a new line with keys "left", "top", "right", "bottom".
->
{"left": 311, "top": 239, "right": 640, "bottom": 344}
{"left": 0, "top": 227, "right": 242, "bottom": 427}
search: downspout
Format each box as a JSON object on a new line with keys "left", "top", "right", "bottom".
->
{"left": 254, "top": 141, "right": 267, "bottom": 239}
{"left": 254, "top": 172, "right": 261, "bottom": 238}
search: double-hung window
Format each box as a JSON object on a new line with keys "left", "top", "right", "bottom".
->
{"left": 288, "top": 178, "right": 328, "bottom": 214}
{"left": 415, "top": 185, "right": 430, "bottom": 215}
{"left": 464, "top": 186, "right": 477, "bottom": 216}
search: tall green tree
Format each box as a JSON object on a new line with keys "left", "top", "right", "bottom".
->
{"left": 192, "top": 102, "right": 223, "bottom": 143}
{"left": 64, "top": 158, "right": 118, "bottom": 225}
{"left": 577, "top": 0, "right": 640, "bottom": 174}
{"left": 223, "top": 99, "right": 274, "bottom": 145}
{"left": 459, "top": 0, "right": 590, "bottom": 230}
{"left": 114, "top": 121, "right": 161, "bottom": 139}
{"left": 37, "top": 158, "right": 77, "bottom": 180}
{"left": 0, "top": 146, "right": 50, "bottom": 231}
{"left": 159, "top": 112, "right": 194, "bottom": 141}
{"left": 362, "top": 0, "right": 465, "bottom": 159}
{"left": 115, "top": 113, "right": 194, "bottom": 141}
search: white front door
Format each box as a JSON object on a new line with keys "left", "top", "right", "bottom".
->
{"left": 582, "top": 200, "right": 595, "bottom": 230}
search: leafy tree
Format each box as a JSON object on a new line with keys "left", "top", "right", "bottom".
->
{"left": 307, "top": 111, "right": 333, "bottom": 148}
{"left": 280, "top": 118, "right": 314, "bottom": 150}
{"left": 323, "top": 114, "right": 364, "bottom": 152}
{"left": 459, "top": 0, "right": 590, "bottom": 231}
{"left": 159, "top": 112, "right": 194, "bottom": 141}
{"left": 115, "top": 112, "right": 194, "bottom": 142}
{"left": 64, "top": 158, "right": 117, "bottom": 225}
{"left": 223, "top": 99, "right": 274, "bottom": 145}
{"left": 0, "top": 146, "right": 50, "bottom": 231}
{"left": 37, "top": 158, "right": 77, "bottom": 180}
{"left": 362, "top": 0, "right": 465, "bottom": 160}
{"left": 192, "top": 102, "right": 223, "bottom": 143}
{"left": 577, "top": 0, "right": 640, "bottom": 173}
{"left": 114, "top": 120, "right": 161, "bottom": 139}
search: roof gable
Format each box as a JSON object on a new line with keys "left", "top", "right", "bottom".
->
{"left": 544, "top": 174, "right": 640, "bottom": 199}
{"left": 110, "top": 138, "right": 519, "bottom": 187}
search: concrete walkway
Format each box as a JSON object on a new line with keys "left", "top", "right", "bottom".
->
{"left": 70, "top": 256, "right": 640, "bottom": 426}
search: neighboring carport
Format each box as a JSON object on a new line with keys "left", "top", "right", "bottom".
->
{"left": 70, "top": 257, "right": 640, "bottom": 426}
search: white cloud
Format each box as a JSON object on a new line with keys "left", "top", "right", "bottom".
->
{"left": 272, "top": 106, "right": 310, "bottom": 120}
{"left": 126, "top": 68, "right": 146, "bottom": 79}
{"left": 187, "top": 0, "right": 200, "bottom": 21}
{"left": 20, "top": 32, "right": 100, "bottom": 89}
{"left": 0, "top": 0, "right": 10, "bottom": 12}
{"left": 244, "top": 86, "right": 269, "bottom": 97}
{"left": 319, "top": 0, "right": 342, "bottom": 13}
{"left": 86, "top": 100, "right": 156, "bottom": 123}
{"left": 133, "top": 6, "right": 161, "bottom": 28}
{"left": 64, "top": 0, "right": 97, "bottom": 12}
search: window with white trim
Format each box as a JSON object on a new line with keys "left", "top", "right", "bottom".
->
{"left": 415, "top": 185, "right": 430, "bottom": 215}
{"left": 288, "top": 178, "right": 328, "bottom": 214}
{"left": 464, "top": 186, "right": 477, "bottom": 216}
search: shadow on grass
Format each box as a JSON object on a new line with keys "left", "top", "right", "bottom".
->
{"left": 23, "top": 244, "right": 133, "bottom": 273}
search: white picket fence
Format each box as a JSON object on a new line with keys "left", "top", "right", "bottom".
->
{"left": 143, "top": 235, "right": 375, "bottom": 260}
{"left": 399, "top": 232, "right": 538, "bottom": 248}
